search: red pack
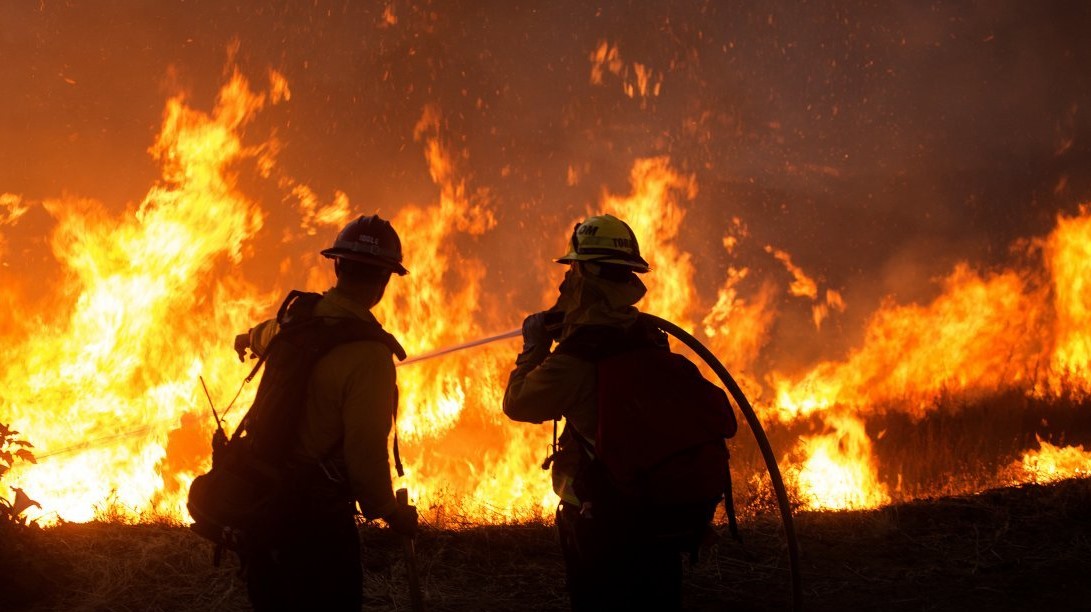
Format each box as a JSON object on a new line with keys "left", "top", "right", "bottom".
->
{"left": 554, "top": 322, "right": 737, "bottom": 508}
{"left": 595, "top": 346, "right": 737, "bottom": 504}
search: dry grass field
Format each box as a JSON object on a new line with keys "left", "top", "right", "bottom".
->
{"left": 3, "top": 476, "right": 1089, "bottom": 611}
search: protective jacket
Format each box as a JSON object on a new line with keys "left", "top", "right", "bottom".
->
{"left": 248, "top": 287, "right": 401, "bottom": 520}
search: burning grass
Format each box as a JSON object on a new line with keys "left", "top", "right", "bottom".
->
{"left": 4, "top": 477, "right": 1090, "bottom": 611}
{"left": 718, "top": 389, "right": 1091, "bottom": 513}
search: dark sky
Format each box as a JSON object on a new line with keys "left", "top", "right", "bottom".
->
{"left": 3, "top": 0, "right": 1090, "bottom": 363}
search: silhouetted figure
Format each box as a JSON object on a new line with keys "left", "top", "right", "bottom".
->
{"left": 233, "top": 215, "right": 418, "bottom": 611}
{"left": 504, "top": 214, "right": 734, "bottom": 611}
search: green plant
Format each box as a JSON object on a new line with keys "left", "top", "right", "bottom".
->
{"left": 0, "top": 422, "right": 40, "bottom": 527}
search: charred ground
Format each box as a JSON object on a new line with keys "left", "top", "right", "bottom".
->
{"left": 3, "top": 477, "right": 1089, "bottom": 611}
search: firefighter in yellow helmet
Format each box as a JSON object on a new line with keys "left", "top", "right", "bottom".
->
{"left": 504, "top": 214, "right": 716, "bottom": 611}
{"left": 232, "top": 214, "right": 418, "bottom": 611}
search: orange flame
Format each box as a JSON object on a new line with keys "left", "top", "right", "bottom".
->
{"left": 1045, "top": 204, "right": 1091, "bottom": 396}
{"left": 768, "top": 204, "right": 1091, "bottom": 506}
{"left": 773, "top": 204, "right": 1091, "bottom": 421}
{"left": 2, "top": 59, "right": 1091, "bottom": 527}
{"left": 771, "top": 264, "right": 1043, "bottom": 421}
{"left": 791, "top": 414, "right": 890, "bottom": 511}
{"left": 589, "top": 40, "right": 663, "bottom": 106}
{"left": 1017, "top": 436, "right": 1091, "bottom": 483}
{"left": 2, "top": 67, "right": 280, "bottom": 522}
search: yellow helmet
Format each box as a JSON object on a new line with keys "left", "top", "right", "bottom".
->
{"left": 555, "top": 214, "right": 651, "bottom": 273}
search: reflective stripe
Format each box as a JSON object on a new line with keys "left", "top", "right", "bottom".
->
{"left": 577, "top": 246, "right": 639, "bottom": 258}
{"left": 330, "top": 239, "right": 401, "bottom": 262}
{"left": 576, "top": 247, "right": 649, "bottom": 268}
{"left": 576, "top": 235, "right": 634, "bottom": 250}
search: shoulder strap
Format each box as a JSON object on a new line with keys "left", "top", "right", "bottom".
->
{"left": 277, "top": 290, "right": 322, "bottom": 325}
{"left": 554, "top": 318, "right": 668, "bottom": 362}
{"left": 304, "top": 316, "right": 407, "bottom": 362}
{"left": 240, "top": 290, "right": 327, "bottom": 384}
{"left": 274, "top": 290, "right": 407, "bottom": 360}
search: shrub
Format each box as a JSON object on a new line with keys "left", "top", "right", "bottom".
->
{"left": 0, "top": 422, "right": 40, "bottom": 527}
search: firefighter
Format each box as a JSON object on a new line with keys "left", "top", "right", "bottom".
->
{"left": 233, "top": 214, "right": 418, "bottom": 611}
{"left": 503, "top": 214, "right": 712, "bottom": 611}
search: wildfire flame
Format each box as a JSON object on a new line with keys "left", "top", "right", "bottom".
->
{"left": 590, "top": 40, "right": 663, "bottom": 107}
{"left": 2, "top": 57, "right": 1090, "bottom": 527}
{"left": 1, "top": 66, "right": 279, "bottom": 522}
{"left": 791, "top": 414, "right": 890, "bottom": 511}
{"left": 1017, "top": 436, "right": 1091, "bottom": 484}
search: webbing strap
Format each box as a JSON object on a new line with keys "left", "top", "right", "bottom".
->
{"left": 724, "top": 452, "right": 741, "bottom": 543}
{"left": 541, "top": 419, "right": 559, "bottom": 470}
{"left": 392, "top": 386, "right": 405, "bottom": 477}
{"left": 393, "top": 430, "right": 405, "bottom": 478}
{"left": 392, "top": 432, "right": 404, "bottom": 477}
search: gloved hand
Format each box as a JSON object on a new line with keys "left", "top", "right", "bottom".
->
{"left": 233, "top": 332, "right": 251, "bottom": 362}
{"left": 524, "top": 309, "right": 565, "bottom": 348}
{"left": 520, "top": 311, "right": 552, "bottom": 353}
{"left": 385, "top": 503, "right": 418, "bottom": 538}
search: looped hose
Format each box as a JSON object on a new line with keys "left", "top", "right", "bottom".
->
{"left": 638, "top": 313, "right": 801, "bottom": 612}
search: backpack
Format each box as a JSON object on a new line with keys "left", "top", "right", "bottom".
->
{"left": 187, "top": 291, "right": 405, "bottom": 558}
{"left": 554, "top": 321, "right": 738, "bottom": 530}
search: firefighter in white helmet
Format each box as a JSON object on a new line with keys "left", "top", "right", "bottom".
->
{"left": 504, "top": 214, "right": 718, "bottom": 611}
{"left": 232, "top": 214, "right": 418, "bottom": 611}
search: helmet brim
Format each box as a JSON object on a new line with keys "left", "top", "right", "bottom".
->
{"left": 322, "top": 249, "right": 409, "bottom": 275}
{"left": 555, "top": 252, "right": 650, "bottom": 273}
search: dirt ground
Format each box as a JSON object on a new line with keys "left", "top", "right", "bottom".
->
{"left": 3, "top": 478, "right": 1090, "bottom": 611}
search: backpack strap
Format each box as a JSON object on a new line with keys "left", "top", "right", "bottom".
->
{"left": 554, "top": 318, "right": 668, "bottom": 362}
{"left": 541, "top": 418, "right": 558, "bottom": 470}
{"left": 237, "top": 290, "right": 325, "bottom": 389}
{"left": 276, "top": 289, "right": 318, "bottom": 324}
{"left": 272, "top": 290, "right": 408, "bottom": 359}
{"left": 392, "top": 387, "right": 405, "bottom": 478}
{"left": 724, "top": 448, "right": 741, "bottom": 543}
{"left": 303, "top": 312, "right": 408, "bottom": 477}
